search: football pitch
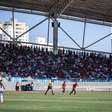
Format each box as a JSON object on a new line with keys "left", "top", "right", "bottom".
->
{"left": 0, "top": 91, "right": 112, "bottom": 112}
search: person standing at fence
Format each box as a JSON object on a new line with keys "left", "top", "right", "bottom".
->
{"left": 15, "top": 82, "right": 20, "bottom": 91}
{"left": 0, "top": 80, "right": 5, "bottom": 103}
{"left": 30, "top": 82, "right": 34, "bottom": 91}
{"left": 45, "top": 80, "right": 54, "bottom": 95}
{"left": 69, "top": 82, "right": 78, "bottom": 95}
{"left": 62, "top": 81, "right": 66, "bottom": 94}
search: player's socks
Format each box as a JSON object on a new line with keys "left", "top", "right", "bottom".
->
{"left": 0, "top": 94, "right": 3, "bottom": 103}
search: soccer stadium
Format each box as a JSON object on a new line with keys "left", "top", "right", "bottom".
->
{"left": 0, "top": 0, "right": 112, "bottom": 112}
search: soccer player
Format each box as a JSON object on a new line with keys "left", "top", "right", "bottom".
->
{"left": 45, "top": 80, "right": 54, "bottom": 95}
{"left": 69, "top": 82, "right": 78, "bottom": 95}
{"left": 0, "top": 80, "right": 5, "bottom": 103}
{"left": 62, "top": 81, "right": 66, "bottom": 93}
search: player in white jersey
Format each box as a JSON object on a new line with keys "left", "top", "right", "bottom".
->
{"left": 0, "top": 81, "right": 5, "bottom": 103}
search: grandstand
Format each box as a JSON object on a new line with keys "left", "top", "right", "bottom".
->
{"left": 0, "top": 43, "right": 112, "bottom": 92}
{"left": 0, "top": 0, "right": 111, "bottom": 91}
{"left": 0, "top": 0, "right": 112, "bottom": 112}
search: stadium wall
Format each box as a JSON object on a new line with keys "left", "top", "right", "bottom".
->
{"left": 2, "top": 78, "right": 112, "bottom": 92}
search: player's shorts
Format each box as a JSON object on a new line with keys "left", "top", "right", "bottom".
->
{"left": 15, "top": 86, "right": 19, "bottom": 91}
{"left": 48, "top": 86, "right": 52, "bottom": 89}
{"left": 0, "top": 91, "right": 3, "bottom": 94}
{"left": 73, "top": 88, "right": 76, "bottom": 91}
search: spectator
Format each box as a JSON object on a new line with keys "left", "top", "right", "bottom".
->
{"left": 15, "top": 82, "right": 20, "bottom": 91}
{"left": 0, "top": 43, "right": 111, "bottom": 81}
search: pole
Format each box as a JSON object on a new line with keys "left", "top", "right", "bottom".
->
{"left": 12, "top": 8, "right": 15, "bottom": 39}
{"left": 111, "top": 39, "right": 112, "bottom": 53}
{"left": 47, "top": 18, "right": 50, "bottom": 45}
{"left": 82, "top": 19, "right": 86, "bottom": 49}
{"left": 53, "top": 19, "right": 58, "bottom": 55}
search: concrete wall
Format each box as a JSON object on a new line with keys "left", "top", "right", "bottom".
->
{"left": 2, "top": 78, "right": 112, "bottom": 92}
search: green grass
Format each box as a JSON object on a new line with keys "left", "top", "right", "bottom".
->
{"left": 0, "top": 91, "right": 112, "bottom": 112}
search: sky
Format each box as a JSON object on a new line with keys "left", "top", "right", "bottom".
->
{"left": 0, "top": 10, "right": 111, "bottom": 53}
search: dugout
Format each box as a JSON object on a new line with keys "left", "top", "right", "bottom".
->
{"left": 20, "top": 78, "right": 34, "bottom": 91}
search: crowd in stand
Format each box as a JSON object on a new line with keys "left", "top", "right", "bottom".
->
{"left": 0, "top": 43, "right": 112, "bottom": 81}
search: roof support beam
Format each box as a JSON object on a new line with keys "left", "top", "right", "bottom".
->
{"left": 47, "top": 18, "right": 50, "bottom": 45}
{"left": 15, "top": 17, "right": 48, "bottom": 40}
{"left": 0, "top": 26, "right": 13, "bottom": 40}
{"left": 12, "top": 8, "right": 15, "bottom": 40}
{"left": 0, "top": 6, "right": 112, "bottom": 27}
{"left": 82, "top": 19, "right": 87, "bottom": 49}
{"left": 49, "top": 0, "right": 73, "bottom": 54}
{"left": 60, "top": 15, "right": 112, "bottom": 27}
{"left": 60, "top": 26, "right": 81, "bottom": 49}
{"left": 85, "top": 32, "right": 112, "bottom": 49}
{"left": 52, "top": 19, "right": 59, "bottom": 55}
{"left": 49, "top": 0, "right": 73, "bottom": 18}
{"left": 0, "top": 39, "right": 111, "bottom": 55}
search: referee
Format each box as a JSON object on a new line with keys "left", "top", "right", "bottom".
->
{"left": 45, "top": 80, "right": 54, "bottom": 95}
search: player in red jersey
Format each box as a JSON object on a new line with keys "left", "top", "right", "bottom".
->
{"left": 62, "top": 81, "right": 66, "bottom": 93}
{"left": 69, "top": 82, "right": 78, "bottom": 95}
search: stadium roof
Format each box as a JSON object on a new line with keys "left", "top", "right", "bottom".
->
{"left": 0, "top": 0, "right": 112, "bottom": 26}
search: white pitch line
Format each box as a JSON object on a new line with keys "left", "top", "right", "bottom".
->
{"left": 5, "top": 98, "right": 112, "bottom": 104}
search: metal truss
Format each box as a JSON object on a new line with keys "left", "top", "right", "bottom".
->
{"left": 0, "top": 6, "right": 112, "bottom": 27}
{"left": 59, "top": 26, "right": 81, "bottom": 49}
{"left": 15, "top": 17, "right": 48, "bottom": 40}
{"left": 0, "top": 27, "right": 13, "bottom": 40}
{"left": 49, "top": 0, "right": 73, "bottom": 18}
{"left": 85, "top": 32, "right": 112, "bottom": 49}
{"left": 0, "top": 39, "right": 111, "bottom": 55}
{"left": 0, "top": 5, "right": 112, "bottom": 53}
